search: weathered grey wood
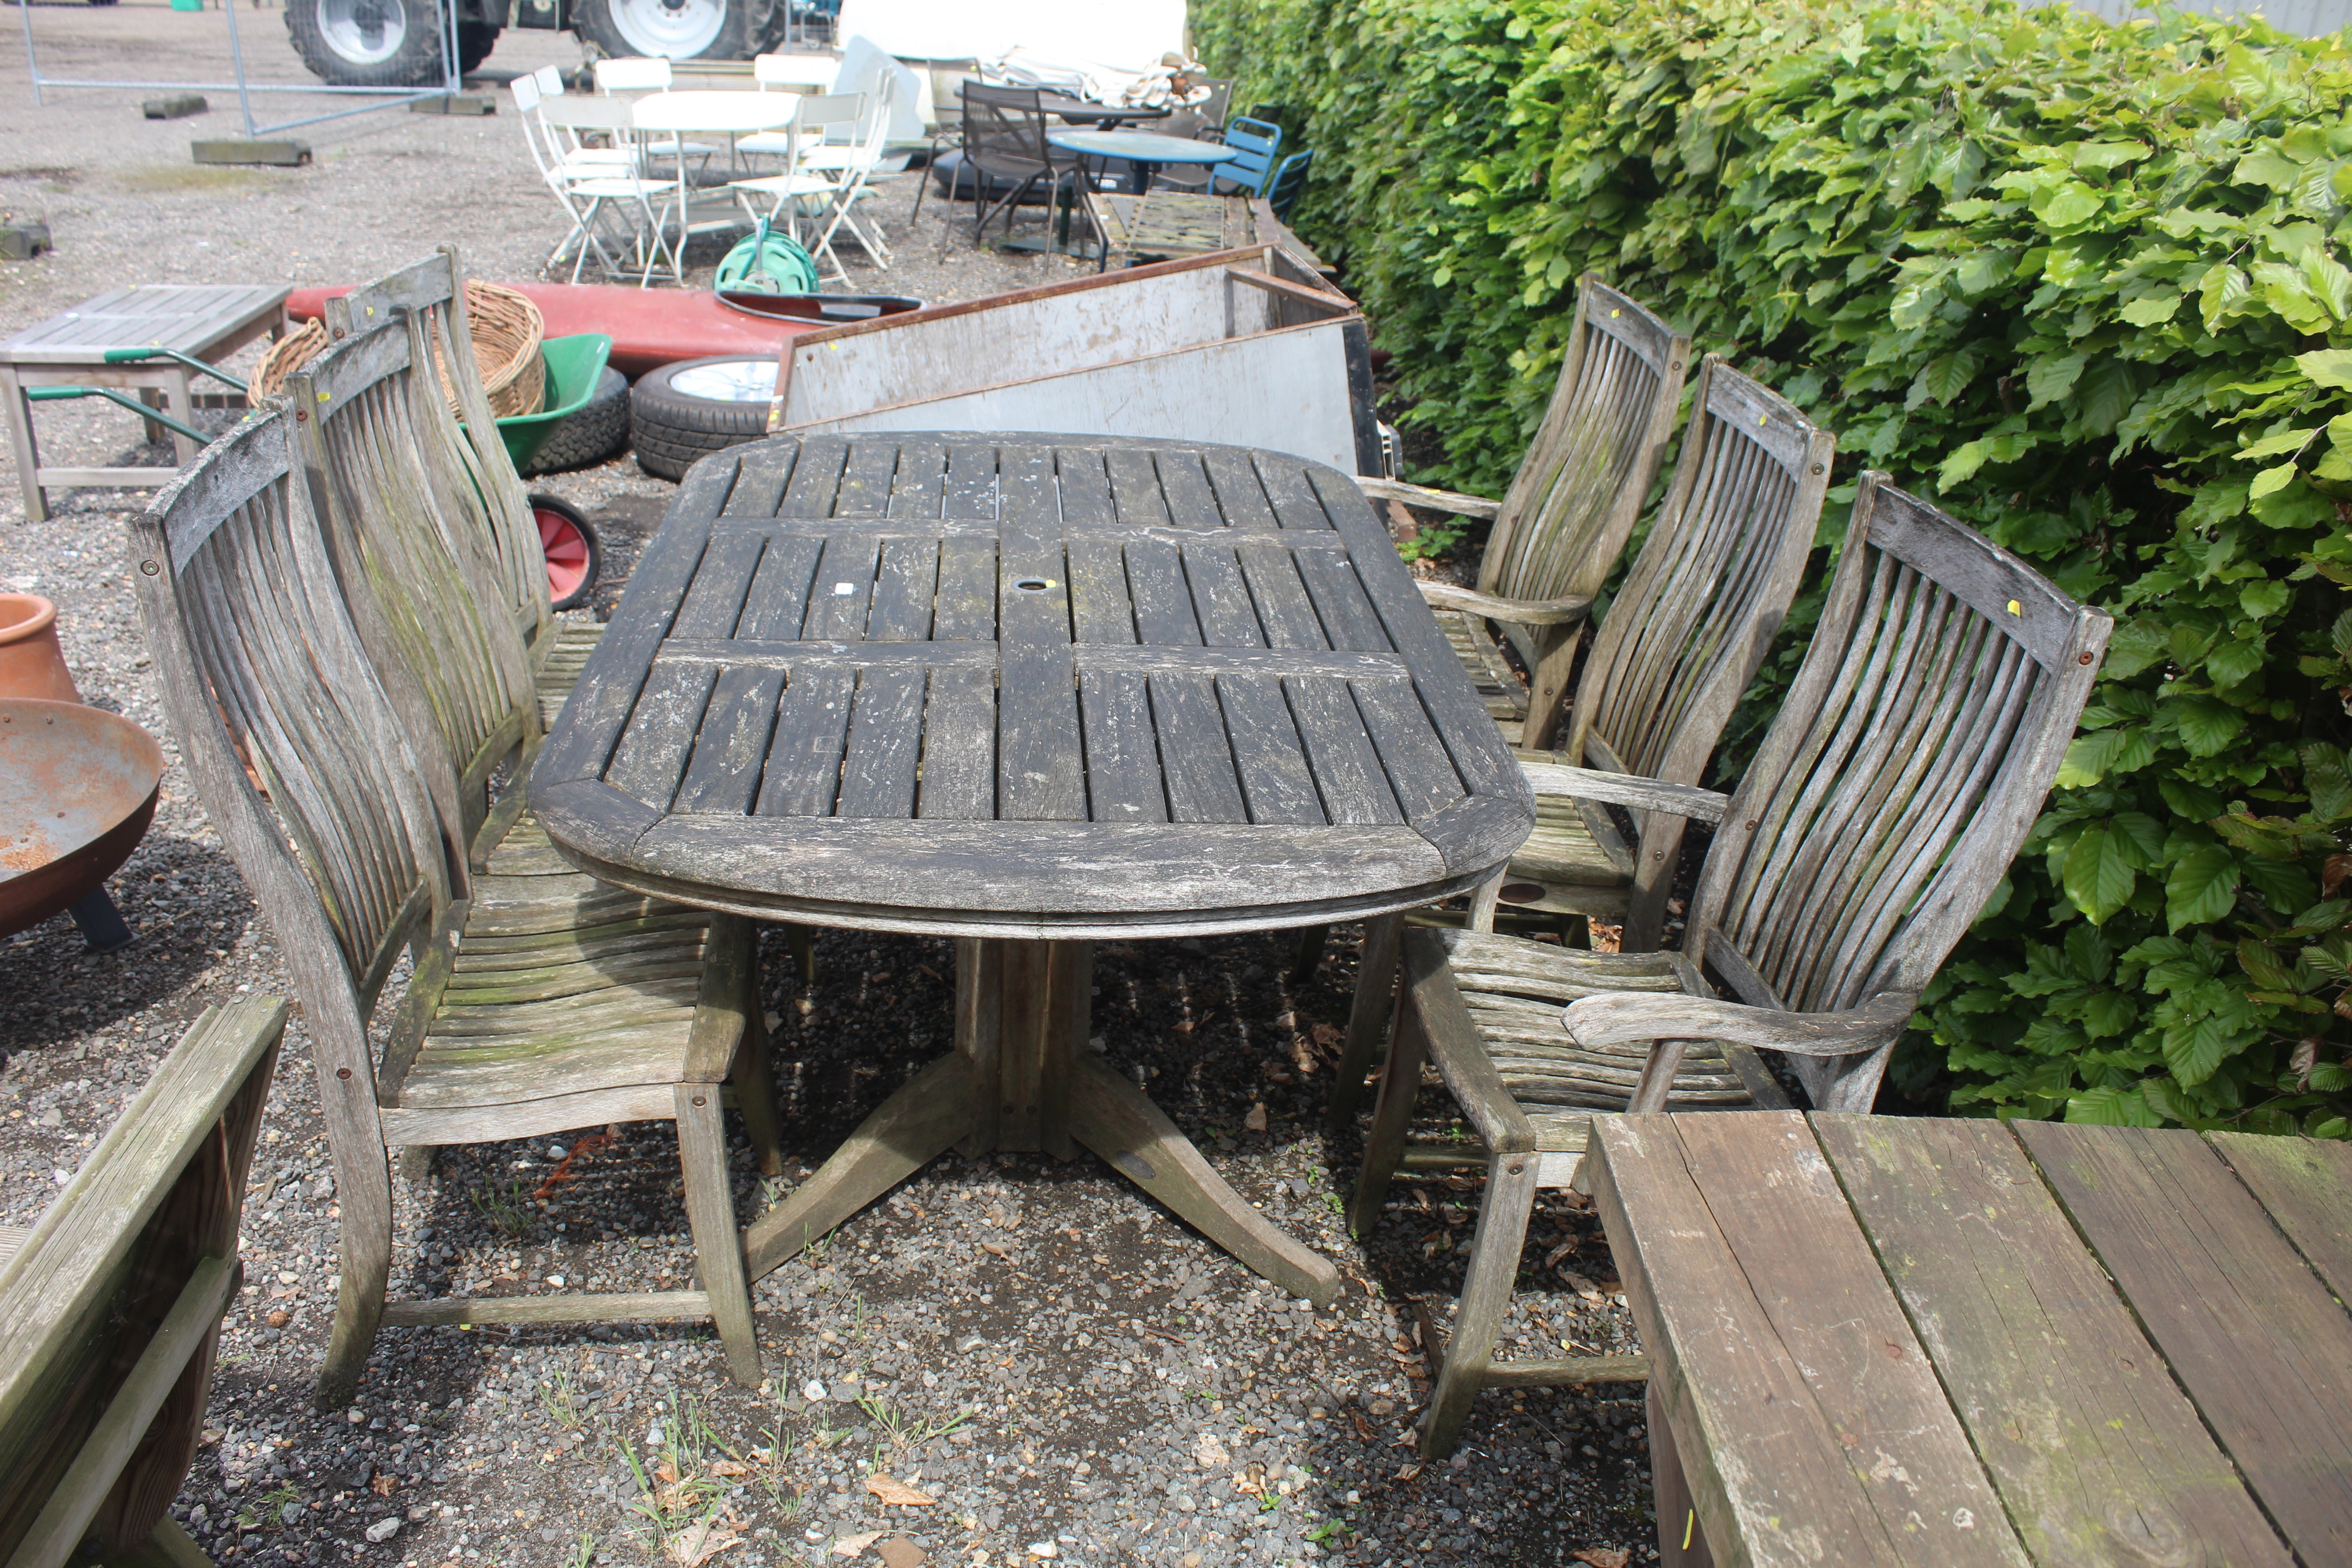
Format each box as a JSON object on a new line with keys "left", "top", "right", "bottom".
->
{"left": 2209, "top": 1130, "right": 2352, "bottom": 1305}
{"left": 1591, "top": 1114, "right": 2029, "bottom": 1568}
{"left": 535, "top": 432, "right": 1522, "bottom": 1304}
{"left": 382, "top": 1290, "right": 715, "bottom": 1327}
{"left": 0, "top": 996, "right": 284, "bottom": 1568}
{"left": 1650, "top": 1379, "right": 1715, "bottom": 1568}
{"left": 1815, "top": 1115, "right": 2291, "bottom": 1568}
{"left": 2014, "top": 1122, "right": 2352, "bottom": 1563}
{"left": 1343, "top": 475, "right": 2111, "bottom": 1456}
{"left": 136, "top": 407, "right": 765, "bottom": 1406}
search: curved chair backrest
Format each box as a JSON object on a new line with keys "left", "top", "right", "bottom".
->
{"left": 323, "top": 248, "right": 550, "bottom": 660}
{"left": 961, "top": 82, "right": 1049, "bottom": 176}
{"left": 1265, "top": 149, "right": 1312, "bottom": 220}
{"left": 797, "top": 90, "right": 867, "bottom": 148}
{"left": 1565, "top": 353, "right": 1834, "bottom": 946}
{"left": 1481, "top": 274, "right": 1689, "bottom": 610}
{"left": 1692, "top": 474, "right": 2112, "bottom": 1109}
{"left": 755, "top": 52, "right": 838, "bottom": 91}
{"left": 1216, "top": 116, "right": 1281, "bottom": 196}
{"left": 595, "top": 55, "right": 671, "bottom": 93}
{"left": 132, "top": 410, "right": 445, "bottom": 1119}
{"left": 284, "top": 314, "right": 541, "bottom": 881}
{"left": 533, "top": 63, "right": 564, "bottom": 95}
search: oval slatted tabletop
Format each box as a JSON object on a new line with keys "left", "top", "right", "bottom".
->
{"left": 530, "top": 432, "right": 1535, "bottom": 1306}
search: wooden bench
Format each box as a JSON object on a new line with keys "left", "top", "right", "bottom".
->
{"left": 1594, "top": 1110, "right": 2352, "bottom": 1566}
{"left": 0, "top": 996, "right": 287, "bottom": 1568}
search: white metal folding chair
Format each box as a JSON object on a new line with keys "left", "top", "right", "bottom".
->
{"left": 525, "top": 63, "right": 635, "bottom": 172}
{"left": 594, "top": 57, "right": 717, "bottom": 166}
{"left": 536, "top": 95, "right": 677, "bottom": 284}
{"left": 726, "top": 91, "right": 863, "bottom": 265}
{"left": 739, "top": 52, "right": 841, "bottom": 162}
{"left": 799, "top": 71, "right": 897, "bottom": 272}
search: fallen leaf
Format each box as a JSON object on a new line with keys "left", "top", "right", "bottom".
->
{"left": 1243, "top": 1103, "right": 1267, "bottom": 1132}
{"left": 1310, "top": 1022, "right": 1343, "bottom": 1049}
{"left": 655, "top": 1462, "right": 679, "bottom": 1486}
{"left": 1561, "top": 1270, "right": 1606, "bottom": 1303}
{"left": 709, "top": 1460, "right": 750, "bottom": 1478}
{"left": 1544, "top": 1239, "right": 1579, "bottom": 1268}
{"left": 666, "top": 1523, "right": 745, "bottom": 1567}
{"left": 875, "top": 1539, "right": 927, "bottom": 1568}
{"left": 864, "top": 1474, "right": 934, "bottom": 1506}
{"left": 370, "top": 1475, "right": 397, "bottom": 1497}
{"left": 832, "top": 1533, "right": 882, "bottom": 1558}
{"left": 1573, "top": 1549, "right": 1629, "bottom": 1568}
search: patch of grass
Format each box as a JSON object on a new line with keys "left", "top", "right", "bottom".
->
{"left": 469, "top": 1175, "right": 533, "bottom": 1238}
{"left": 856, "top": 1396, "right": 974, "bottom": 1454}
{"left": 538, "top": 1367, "right": 584, "bottom": 1431}
{"left": 564, "top": 1531, "right": 597, "bottom": 1568}
{"left": 235, "top": 1483, "right": 302, "bottom": 1534}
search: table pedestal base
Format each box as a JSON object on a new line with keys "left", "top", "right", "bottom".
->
{"left": 740, "top": 936, "right": 1342, "bottom": 1307}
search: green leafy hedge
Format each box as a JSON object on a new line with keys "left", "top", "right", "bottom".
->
{"left": 1196, "top": 0, "right": 2352, "bottom": 1132}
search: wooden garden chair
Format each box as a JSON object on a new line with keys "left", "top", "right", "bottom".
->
{"left": 1357, "top": 275, "right": 1690, "bottom": 751}
{"left": 321, "top": 248, "right": 605, "bottom": 721}
{"left": 0, "top": 996, "right": 285, "bottom": 1568}
{"left": 133, "top": 408, "right": 771, "bottom": 1410}
{"left": 1349, "top": 475, "right": 2112, "bottom": 1458}
{"left": 1326, "top": 356, "right": 1833, "bottom": 1122}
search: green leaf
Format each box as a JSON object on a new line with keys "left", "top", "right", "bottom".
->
{"left": 2026, "top": 353, "right": 2086, "bottom": 406}
{"left": 2239, "top": 427, "right": 2320, "bottom": 461}
{"left": 2032, "top": 181, "right": 2104, "bottom": 228}
{"left": 2297, "top": 349, "right": 2352, "bottom": 390}
{"left": 2250, "top": 463, "right": 2299, "bottom": 499}
{"left": 2100, "top": 620, "right": 2169, "bottom": 680}
{"left": 2066, "top": 1085, "right": 2163, "bottom": 1126}
{"left": 2118, "top": 291, "right": 2182, "bottom": 327}
{"left": 2170, "top": 697, "right": 2244, "bottom": 756}
{"left": 2233, "top": 147, "right": 2304, "bottom": 190}
{"left": 1916, "top": 344, "right": 1986, "bottom": 407}
{"left": 2166, "top": 845, "right": 2239, "bottom": 931}
{"left": 2065, "top": 828, "right": 2136, "bottom": 925}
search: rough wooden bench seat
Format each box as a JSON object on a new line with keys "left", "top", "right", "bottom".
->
{"left": 0, "top": 995, "right": 286, "bottom": 1568}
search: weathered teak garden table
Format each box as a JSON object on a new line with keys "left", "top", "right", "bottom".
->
{"left": 530, "top": 433, "right": 1534, "bottom": 1308}
{"left": 1591, "top": 1111, "right": 2352, "bottom": 1567}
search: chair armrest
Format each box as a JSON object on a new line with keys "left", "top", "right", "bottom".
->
{"left": 1563, "top": 989, "right": 1916, "bottom": 1058}
{"left": 1355, "top": 476, "right": 1502, "bottom": 521}
{"left": 1404, "top": 929, "right": 1536, "bottom": 1155}
{"left": 1515, "top": 760, "right": 1730, "bottom": 824}
{"left": 1418, "top": 581, "right": 1592, "bottom": 627}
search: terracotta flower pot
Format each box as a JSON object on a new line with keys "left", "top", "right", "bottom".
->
{"left": 0, "top": 594, "right": 82, "bottom": 704}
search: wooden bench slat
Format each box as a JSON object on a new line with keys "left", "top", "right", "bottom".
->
{"left": 2209, "top": 1130, "right": 2352, "bottom": 1307}
{"left": 2015, "top": 1122, "right": 2352, "bottom": 1565}
{"left": 1817, "top": 1115, "right": 2291, "bottom": 1568}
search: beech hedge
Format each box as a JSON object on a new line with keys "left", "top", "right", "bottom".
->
{"left": 1195, "top": 0, "right": 2352, "bottom": 1131}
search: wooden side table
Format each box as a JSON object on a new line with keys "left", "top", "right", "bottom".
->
{"left": 0, "top": 284, "right": 289, "bottom": 521}
{"left": 1590, "top": 1111, "right": 2351, "bottom": 1566}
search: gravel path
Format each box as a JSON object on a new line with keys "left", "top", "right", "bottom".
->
{"left": 2, "top": 14, "right": 1659, "bottom": 1563}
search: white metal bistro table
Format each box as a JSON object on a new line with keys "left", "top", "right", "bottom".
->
{"left": 630, "top": 90, "right": 807, "bottom": 278}
{"left": 0, "top": 284, "right": 289, "bottom": 522}
{"left": 529, "top": 432, "right": 1536, "bottom": 1308}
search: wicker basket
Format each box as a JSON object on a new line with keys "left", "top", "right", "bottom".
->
{"left": 252, "top": 318, "right": 327, "bottom": 399}
{"left": 456, "top": 280, "right": 545, "bottom": 420}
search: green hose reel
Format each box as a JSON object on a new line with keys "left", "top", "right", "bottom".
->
{"left": 714, "top": 220, "right": 819, "bottom": 296}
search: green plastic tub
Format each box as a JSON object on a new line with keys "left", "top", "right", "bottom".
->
{"left": 491, "top": 333, "right": 613, "bottom": 473}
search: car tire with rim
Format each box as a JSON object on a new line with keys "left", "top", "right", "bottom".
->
{"left": 287, "top": 0, "right": 448, "bottom": 86}
{"left": 570, "top": 0, "right": 780, "bottom": 64}
{"left": 521, "top": 366, "right": 631, "bottom": 476}
{"left": 629, "top": 356, "right": 775, "bottom": 481}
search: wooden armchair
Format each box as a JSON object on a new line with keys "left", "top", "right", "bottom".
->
{"left": 1350, "top": 475, "right": 2112, "bottom": 1458}
{"left": 134, "top": 409, "right": 768, "bottom": 1411}
{"left": 0, "top": 997, "right": 285, "bottom": 1568}
{"left": 322, "top": 247, "right": 605, "bottom": 721}
{"left": 1359, "top": 275, "right": 1689, "bottom": 751}
{"left": 1327, "top": 357, "right": 1833, "bottom": 1120}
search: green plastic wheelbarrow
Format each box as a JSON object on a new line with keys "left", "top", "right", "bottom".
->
{"left": 490, "top": 332, "right": 613, "bottom": 473}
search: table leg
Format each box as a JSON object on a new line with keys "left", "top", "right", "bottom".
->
{"left": 740, "top": 935, "right": 1342, "bottom": 1307}
{"left": 1649, "top": 1379, "right": 1715, "bottom": 1567}
{"left": 166, "top": 368, "right": 201, "bottom": 464}
{"left": 0, "top": 365, "right": 45, "bottom": 523}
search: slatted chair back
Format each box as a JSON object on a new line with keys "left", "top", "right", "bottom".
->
{"left": 284, "top": 316, "right": 542, "bottom": 880}
{"left": 323, "top": 247, "right": 550, "bottom": 659}
{"left": 1264, "top": 148, "right": 1312, "bottom": 220}
{"left": 1215, "top": 116, "right": 1282, "bottom": 196}
{"left": 1550, "top": 353, "right": 1833, "bottom": 945}
{"left": 1481, "top": 276, "right": 1689, "bottom": 613}
{"left": 1687, "top": 474, "right": 2111, "bottom": 1109}
{"left": 132, "top": 410, "right": 441, "bottom": 1241}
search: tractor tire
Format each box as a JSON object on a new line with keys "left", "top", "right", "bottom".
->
{"left": 570, "top": 0, "right": 782, "bottom": 62}
{"left": 629, "top": 357, "right": 774, "bottom": 482}
{"left": 521, "top": 367, "right": 630, "bottom": 475}
{"left": 287, "top": 0, "right": 447, "bottom": 87}
{"left": 456, "top": 20, "right": 499, "bottom": 72}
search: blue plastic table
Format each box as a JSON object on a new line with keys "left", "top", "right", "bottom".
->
{"left": 1049, "top": 129, "right": 1239, "bottom": 194}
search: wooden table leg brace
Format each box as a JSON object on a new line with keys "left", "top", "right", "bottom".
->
{"left": 741, "top": 936, "right": 1343, "bottom": 1306}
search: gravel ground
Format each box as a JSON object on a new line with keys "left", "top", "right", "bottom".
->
{"left": 2, "top": 14, "right": 1660, "bottom": 1564}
